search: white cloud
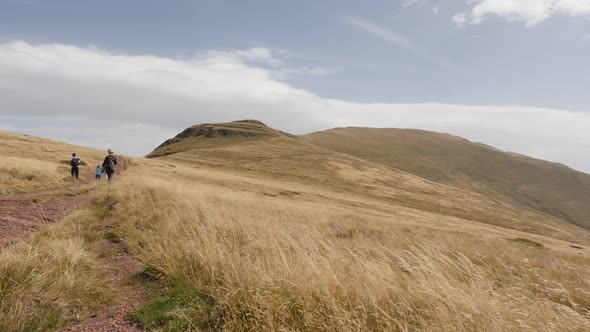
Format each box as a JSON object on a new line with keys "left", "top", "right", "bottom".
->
{"left": 194, "top": 47, "right": 330, "bottom": 79}
{"left": 453, "top": 13, "right": 469, "bottom": 27}
{"left": 1, "top": 41, "right": 590, "bottom": 172}
{"left": 204, "top": 48, "right": 284, "bottom": 67}
{"left": 341, "top": 16, "right": 447, "bottom": 65}
{"left": 455, "top": 0, "right": 590, "bottom": 27}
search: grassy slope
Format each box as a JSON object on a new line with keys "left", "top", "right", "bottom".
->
{"left": 151, "top": 124, "right": 589, "bottom": 245}
{"left": 2, "top": 125, "right": 590, "bottom": 331}
{"left": 0, "top": 130, "right": 106, "bottom": 194}
{"left": 147, "top": 120, "right": 288, "bottom": 158}
{"left": 0, "top": 132, "right": 116, "bottom": 331}
{"left": 109, "top": 149, "right": 590, "bottom": 331}
{"left": 0, "top": 201, "right": 114, "bottom": 332}
{"left": 303, "top": 127, "right": 590, "bottom": 230}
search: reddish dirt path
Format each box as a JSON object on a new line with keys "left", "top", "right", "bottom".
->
{"left": 0, "top": 189, "right": 92, "bottom": 247}
{"left": 0, "top": 156, "right": 128, "bottom": 248}
{"left": 61, "top": 220, "right": 146, "bottom": 332}
{"left": 2, "top": 156, "right": 147, "bottom": 331}
{"left": 57, "top": 157, "right": 147, "bottom": 332}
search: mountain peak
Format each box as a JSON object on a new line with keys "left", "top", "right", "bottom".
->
{"left": 148, "top": 120, "right": 293, "bottom": 158}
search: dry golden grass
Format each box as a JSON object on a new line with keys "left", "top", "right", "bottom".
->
{"left": 148, "top": 120, "right": 289, "bottom": 158}
{"left": 0, "top": 157, "right": 60, "bottom": 194}
{"left": 0, "top": 131, "right": 115, "bottom": 331}
{"left": 303, "top": 127, "right": 590, "bottom": 230}
{"left": 2, "top": 126, "right": 590, "bottom": 331}
{"left": 0, "top": 202, "right": 113, "bottom": 332}
{"left": 155, "top": 135, "right": 590, "bottom": 245}
{"left": 103, "top": 160, "right": 590, "bottom": 331}
{"left": 0, "top": 130, "right": 105, "bottom": 194}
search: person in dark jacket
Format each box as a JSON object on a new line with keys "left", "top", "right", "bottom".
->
{"left": 102, "top": 149, "right": 117, "bottom": 182}
{"left": 70, "top": 153, "right": 81, "bottom": 179}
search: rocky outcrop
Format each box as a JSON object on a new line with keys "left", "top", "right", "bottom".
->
{"left": 151, "top": 120, "right": 296, "bottom": 156}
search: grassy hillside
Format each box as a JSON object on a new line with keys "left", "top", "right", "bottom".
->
{"left": 149, "top": 121, "right": 589, "bottom": 244}
{"left": 148, "top": 119, "right": 293, "bottom": 158}
{"left": 2, "top": 125, "right": 590, "bottom": 331}
{"left": 108, "top": 152, "right": 590, "bottom": 331}
{"left": 0, "top": 130, "right": 106, "bottom": 194}
{"left": 0, "top": 133, "right": 116, "bottom": 331}
{"left": 303, "top": 127, "right": 590, "bottom": 230}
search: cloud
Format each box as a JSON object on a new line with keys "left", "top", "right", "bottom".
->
{"left": 197, "top": 48, "right": 331, "bottom": 81}
{"left": 454, "top": 0, "right": 590, "bottom": 27}
{"left": 453, "top": 13, "right": 469, "bottom": 27}
{"left": 341, "top": 16, "right": 446, "bottom": 65}
{"left": 1, "top": 41, "right": 590, "bottom": 172}
{"left": 203, "top": 48, "right": 284, "bottom": 67}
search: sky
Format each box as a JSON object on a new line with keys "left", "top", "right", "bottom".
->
{"left": 1, "top": 0, "right": 590, "bottom": 171}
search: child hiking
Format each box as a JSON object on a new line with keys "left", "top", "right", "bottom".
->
{"left": 70, "top": 153, "right": 81, "bottom": 179}
{"left": 95, "top": 165, "right": 103, "bottom": 182}
{"left": 102, "top": 149, "right": 117, "bottom": 182}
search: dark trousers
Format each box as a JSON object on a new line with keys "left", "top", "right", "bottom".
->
{"left": 71, "top": 166, "right": 79, "bottom": 179}
{"left": 106, "top": 171, "right": 115, "bottom": 182}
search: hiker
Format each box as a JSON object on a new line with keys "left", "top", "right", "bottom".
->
{"left": 70, "top": 153, "right": 81, "bottom": 180}
{"left": 95, "top": 165, "right": 103, "bottom": 182}
{"left": 102, "top": 149, "right": 118, "bottom": 182}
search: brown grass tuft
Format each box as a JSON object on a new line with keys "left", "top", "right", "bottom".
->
{"left": 0, "top": 204, "right": 113, "bottom": 332}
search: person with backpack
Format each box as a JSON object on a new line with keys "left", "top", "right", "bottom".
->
{"left": 102, "top": 149, "right": 117, "bottom": 182}
{"left": 70, "top": 153, "right": 81, "bottom": 180}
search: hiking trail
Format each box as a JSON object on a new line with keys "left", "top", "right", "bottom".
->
{"left": 0, "top": 157, "right": 127, "bottom": 248}
{"left": 60, "top": 218, "right": 147, "bottom": 332}
{"left": 1, "top": 156, "right": 149, "bottom": 331}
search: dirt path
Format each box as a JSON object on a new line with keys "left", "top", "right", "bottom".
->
{"left": 60, "top": 219, "right": 147, "bottom": 332}
{"left": 0, "top": 188, "right": 92, "bottom": 247}
{"left": 56, "top": 156, "right": 149, "bottom": 332}
{"left": 0, "top": 156, "right": 128, "bottom": 248}
{"left": 2, "top": 156, "right": 147, "bottom": 331}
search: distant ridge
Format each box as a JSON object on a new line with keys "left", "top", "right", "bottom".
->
{"left": 148, "top": 120, "right": 590, "bottom": 231}
{"left": 303, "top": 127, "right": 590, "bottom": 230}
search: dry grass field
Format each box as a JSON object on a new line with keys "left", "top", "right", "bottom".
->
{"left": 1, "top": 122, "right": 590, "bottom": 331}
{"left": 0, "top": 201, "right": 113, "bottom": 331}
{"left": 152, "top": 123, "right": 589, "bottom": 245}
{"left": 104, "top": 158, "right": 590, "bottom": 331}
{"left": 303, "top": 127, "right": 590, "bottom": 230}
{"left": 0, "top": 130, "right": 106, "bottom": 194}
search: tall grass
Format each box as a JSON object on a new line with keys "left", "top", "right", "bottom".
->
{"left": 0, "top": 202, "right": 112, "bottom": 332}
{"left": 0, "top": 130, "right": 106, "bottom": 194}
{"left": 109, "top": 174, "right": 590, "bottom": 331}
{"left": 0, "top": 157, "right": 64, "bottom": 194}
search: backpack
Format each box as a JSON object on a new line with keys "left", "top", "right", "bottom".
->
{"left": 70, "top": 157, "right": 80, "bottom": 167}
{"left": 105, "top": 155, "right": 116, "bottom": 172}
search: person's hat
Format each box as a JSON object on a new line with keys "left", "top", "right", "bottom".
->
{"left": 108, "top": 149, "right": 113, "bottom": 154}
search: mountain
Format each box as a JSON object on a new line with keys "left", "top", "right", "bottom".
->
{"left": 148, "top": 121, "right": 589, "bottom": 243}
{"left": 148, "top": 120, "right": 294, "bottom": 158}
{"left": 303, "top": 127, "right": 590, "bottom": 230}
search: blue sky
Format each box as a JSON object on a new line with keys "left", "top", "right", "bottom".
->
{"left": 1, "top": 0, "right": 590, "bottom": 171}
